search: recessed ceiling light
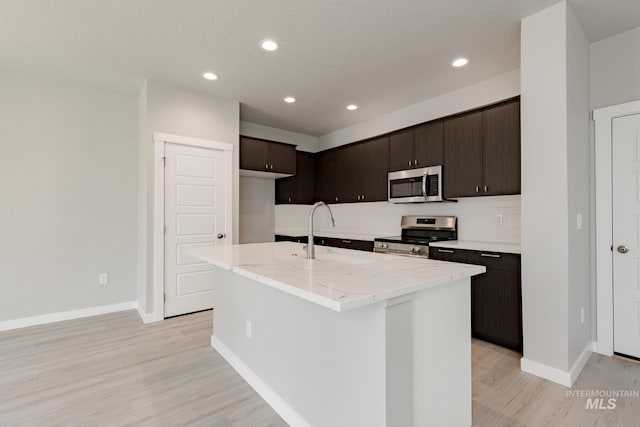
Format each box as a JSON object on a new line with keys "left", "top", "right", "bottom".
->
{"left": 203, "top": 72, "right": 218, "bottom": 80}
{"left": 261, "top": 39, "right": 279, "bottom": 51}
{"left": 346, "top": 104, "right": 358, "bottom": 111}
{"left": 452, "top": 58, "right": 469, "bottom": 67}
{"left": 284, "top": 97, "right": 296, "bottom": 103}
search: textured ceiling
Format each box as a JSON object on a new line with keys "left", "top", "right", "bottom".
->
{"left": 0, "top": 0, "right": 638, "bottom": 136}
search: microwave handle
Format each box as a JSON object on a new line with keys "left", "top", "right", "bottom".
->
{"left": 422, "top": 173, "right": 427, "bottom": 199}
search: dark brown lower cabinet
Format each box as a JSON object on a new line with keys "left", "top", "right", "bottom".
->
{"left": 274, "top": 234, "right": 308, "bottom": 243}
{"left": 274, "top": 235, "right": 374, "bottom": 252}
{"left": 430, "top": 247, "right": 522, "bottom": 352}
{"left": 314, "top": 237, "right": 374, "bottom": 252}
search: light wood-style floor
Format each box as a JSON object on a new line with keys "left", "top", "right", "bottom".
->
{"left": 2, "top": 310, "right": 639, "bottom": 426}
{"left": 0, "top": 310, "right": 286, "bottom": 427}
{"left": 473, "top": 339, "right": 640, "bottom": 426}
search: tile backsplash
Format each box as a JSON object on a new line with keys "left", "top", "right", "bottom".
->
{"left": 275, "top": 195, "right": 521, "bottom": 243}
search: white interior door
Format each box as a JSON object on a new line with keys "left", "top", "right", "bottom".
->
{"left": 613, "top": 112, "right": 640, "bottom": 359}
{"left": 164, "top": 142, "right": 227, "bottom": 317}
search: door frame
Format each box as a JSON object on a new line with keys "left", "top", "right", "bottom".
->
{"left": 594, "top": 100, "right": 640, "bottom": 355}
{"left": 152, "top": 132, "right": 234, "bottom": 321}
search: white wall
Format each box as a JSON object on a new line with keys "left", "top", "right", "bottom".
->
{"left": 319, "top": 70, "right": 520, "bottom": 149}
{"left": 520, "top": 1, "right": 592, "bottom": 379}
{"left": 137, "top": 80, "right": 149, "bottom": 316}
{"left": 240, "top": 121, "right": 320, "bottom": 153}
{"left": 566, "top": 3, "right": 591, "bottom": 367}
{"left": 138, "top": 79, "right": 239, "bottom": 314}
{"left": 239, "top": 176, "right": 275, "bottom": 243}
{"left": 590, "top": 26, "right": 640, "bottom": 110}
{"left": 0, "top": 67, "right": 138, "bottom": 321}
{"left": 276, "top": 196, "right": 521, "bottom": 243}
{"left": 521, "top": 2, "right": 570, "bottom": 372}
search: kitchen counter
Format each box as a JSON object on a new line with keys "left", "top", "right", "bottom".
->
{"left": 189, "top": 241, "right": 485, "bottom": 312}
{"left": 189, "top": 242, "right": 483, "bottom": 426}
{"left": 274, "top": 229, "right": 383, "bottom": 242}
{"left": 430, "top": 240, "right": 521, "bottom": 254}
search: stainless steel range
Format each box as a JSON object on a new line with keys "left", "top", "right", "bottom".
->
{"left": 373, "top": 216, "right": 457, "bottom": 258}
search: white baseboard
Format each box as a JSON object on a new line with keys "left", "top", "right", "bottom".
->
{"left": 0, "top": 301, "right": 137, "bottom": 332}
{"left": 521, "top": 341, "right": 594, "bottom": 388}
{"left": 569, "top": 342, "right": 594, "bottom": 385}
{"left": 520, "top": 358, "right": 572, "bottom": 387}
{"left": 211, "top": 335, "right": 310, "bottom": 427}
{"left": 135, "top": 302, "right": 157, "bottom": 324}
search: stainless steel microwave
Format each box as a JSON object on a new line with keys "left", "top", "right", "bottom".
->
{"left": 388, "top": 165, "right": 443, "bottom": 203}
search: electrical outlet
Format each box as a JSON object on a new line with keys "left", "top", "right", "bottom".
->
{"left": 580, "top": 307, "right": 585, "bottom": 324}
{"left": 494, "top": 214, "right": 504, "bottom": 225}
{"left": 245, "top": 320, "right": 252, "bottom": 339}
{"left": 98, "top": 273, "right": 109, "bottom": 285}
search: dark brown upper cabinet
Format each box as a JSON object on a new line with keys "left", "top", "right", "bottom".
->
{"left": 389, "top": 128, "right": 415, "bottom": 171}
{"left": 443, "top": 110, "right": 484, "bottom": 198}
{"left": 240, "top": 136, "right": 296, "bottom": 175}
{"left": 358, "top": 135, "right": 390, "bottom": 202}
{"left": 315, "top": 148, "right": 342, "bottom": 203}
{"left": 414, "top": 120, "right": 444, "bottom": 168}
{"left": 443, "top": 98, "right": 520, "bottom": 198}
{"left": 315, "top": 136, "right": 389, "bottom": 204}
{"left": 342, "top": 136, "right": 389, "bottom": 202}
{"left": 270, "top": 97, "right": 519, "bottom": 204}
{"left": 389, "top": 120, "right": 443, "bottom": 172}
{"left": 276, "top": 151, "right": 315, "bottom": 204}
{"left": 482, "top": 99, "right": 521, "bottom": 196}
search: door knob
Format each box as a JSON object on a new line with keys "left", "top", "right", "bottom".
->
{"left": 217, "top": 233, "right": 226, "bottom": 239}
{"left": 617, "top": 245, "right": 629, "bottom": 254}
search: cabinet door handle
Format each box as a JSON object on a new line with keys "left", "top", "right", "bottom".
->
{"left": 361, "top": 194, "right": 365, "bottom": 200}
{"left": 484, "top": 185, "right": 488, "bottom": 192}
{"left": 480, "top": 253, "right": 501, "bottom": 258}
{"left": 414, "top": 159, "right": 418, "bottom": 165}
{"left": 288, "top": 197, "right": 291, "bottom": 203}
{"left": 342, "top": 240, "right": 352, "bottom": 244}
{"left": 437, "top": 249, "right": 454, "bottom": 253}
{"left": 270, "top": 164, "right": 274, "bottom": 170}
{"left": 475, "top": 186, "right": 480, "bottom": 193}
{"left": 408, "top": 160, "right": 412, "bottom": 166}
{"left": 265, "top": 163, "right": 269, "bottom": 169}
{"left": 335, "top": 196, "right": 339, "bottom": 202}
{"left": 357, "top": 195, "right": 360, "bottom": 201}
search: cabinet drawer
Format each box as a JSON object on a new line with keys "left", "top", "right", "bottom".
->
{"left": 315, "top": 237, "right": 374, "bottom": 252}
{"left": 275, "top": 235, "right": 308, "bottom": 244}
{"left": 430, "top": 247, "right": 474, "bottom": 263}
{"left": 430, "top": 247, "right": 519, "bottom": 272}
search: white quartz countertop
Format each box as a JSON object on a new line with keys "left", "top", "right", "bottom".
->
{"left": 275, "top": 229, "right": 384, "bottom": 242}
{"left": 429, "top": 240, "right": 521, "bottom": 254}
{"left": 189, "top": 242, "right": 485, "bottom": 312}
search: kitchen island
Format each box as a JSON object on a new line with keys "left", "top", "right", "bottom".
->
{"left": 189, "top": 242, "right": 485, "bottom": 427}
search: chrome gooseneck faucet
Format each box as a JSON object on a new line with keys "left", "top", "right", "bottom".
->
{"left": 307, "top": 201, "right": 336, "bottom": 259}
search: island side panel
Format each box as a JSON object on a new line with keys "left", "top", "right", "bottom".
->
{"left": 413, "top": 277, "right": 472, "bottom": 427}
{"left": 210, "top": 267, "right": 387, "bottom": 427}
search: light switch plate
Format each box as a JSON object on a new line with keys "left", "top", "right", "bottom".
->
{"left": 98, "top": 273, "right": 109, "bottom": 285}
